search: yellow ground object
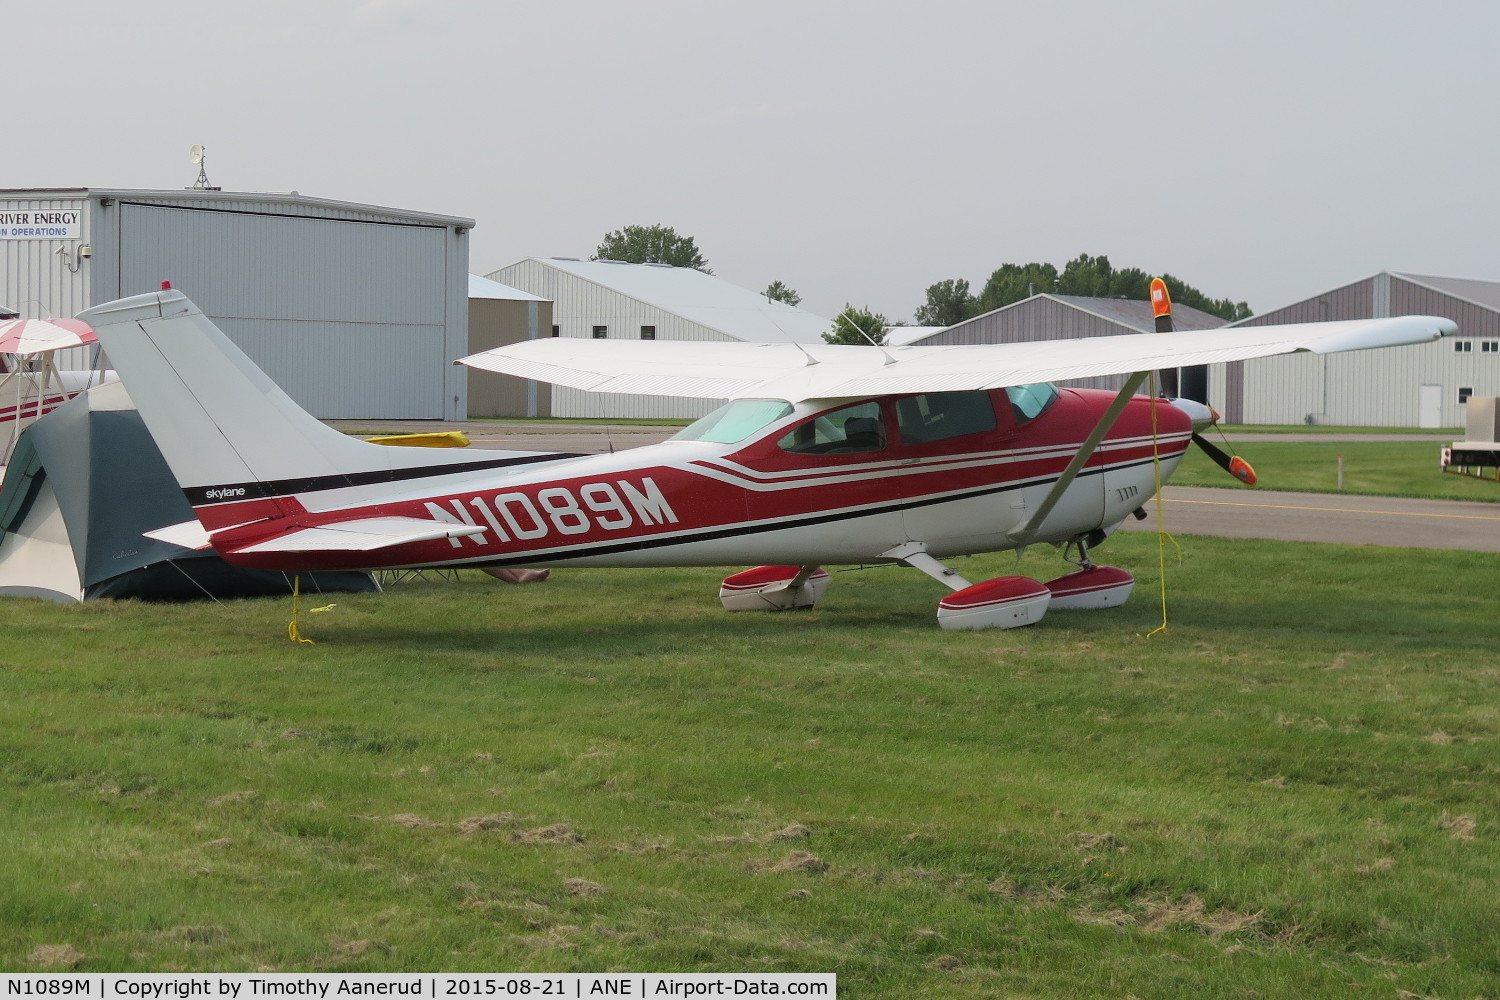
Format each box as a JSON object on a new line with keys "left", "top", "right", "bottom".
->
{"left": 364, "top": 431, "right": 470, "bottom": 448}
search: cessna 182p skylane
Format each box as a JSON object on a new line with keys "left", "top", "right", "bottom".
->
{"left": 79, "top": 287, "right": 1455, "bottom": 630}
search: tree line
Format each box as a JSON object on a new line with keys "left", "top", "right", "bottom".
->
{"left": 914, "top": 254, "right": 1252, "bottom": 327}
{"left": 592, "top": 226, "right": 1252, "bottom": 346}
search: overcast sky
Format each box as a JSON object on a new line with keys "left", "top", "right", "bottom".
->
{"left": 11, "top": 0, "right": 1496, "bottom": 321}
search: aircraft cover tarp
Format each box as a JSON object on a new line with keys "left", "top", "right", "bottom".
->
{"left": 0, "top": 382, "right": 378, "bottom": 602}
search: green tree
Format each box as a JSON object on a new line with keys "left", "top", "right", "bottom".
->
{"left": 1057, "top": 253, "right": 1116, "bottom": 297}
{"left": 1102, "top": 266, "right": 1152, "bottom": 302}
{"left": 927, "top": 255, "right": 1251, "bottom": 322}
{"left": 593, "top": 224, "right": 712, "bottom": 273}
{"left": 763, "top": 280, "right": 801, "bottom": 306}
{"left": 823, "top": 304, "right": 890, "bottom": 346}
{"left": 913, "top": 278, "right": 975, "bottom": 326}
{"left": 1159, "top": 274, "right": 1252, "bottom": 321}
{"left": 975, "top": 262, "right": 1059, "bottom": 313}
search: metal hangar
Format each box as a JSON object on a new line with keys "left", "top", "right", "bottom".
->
{"left": 1215, "top": 271, "right": 1500, "bottom": 427}
{"left": 466, "top": 273, "right": 553, "bottom": 418}
{"left": 0, "top": 188, "right": 474, "bottom": 420}
{"left": 907, "top": 292, "right": 1228, "bottom": 391}
{"left": 484, "top": 257, "right": 833, "bottom": 419}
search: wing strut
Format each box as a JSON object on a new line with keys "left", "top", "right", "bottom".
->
{"left": 1008, "top": 371, "right": 1150, "bottom": 545}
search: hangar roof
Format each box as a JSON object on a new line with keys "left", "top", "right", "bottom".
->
{"left": 468, "top": 274, "right": 546, "bottom": 302}
{"left": 522, "top": 257, "right": 833, "bottom": 344}
{"left": 0, "top": 187, "right": 475, "bottom": 228}
{"left": 904, "top": 292, "right": 1227, "bottom": 345}
{"left": 885, "top": 326, "right": 947, "bottom": 346}
{"left": 1044, "top": 294, "right": 1227, "bottom": 332}
{"left": 1394, "top": 272, "right": 1500, "bottom": 311}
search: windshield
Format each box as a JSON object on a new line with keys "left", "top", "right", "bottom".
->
{"left": 670, "top": 398, "right": 794, "bottom": 444}
{"left": 1006, "top": 383, "right": 1059, "bottom": 424}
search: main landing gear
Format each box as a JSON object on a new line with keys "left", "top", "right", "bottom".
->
{"left": 717, "top": 539, "right": 1134, "bottom": 630}
{"left": 718, "top": 564, "right": 831, "bottom": 612}
{"left": 886, "top": 539, "right": 1134, "bottom": 631}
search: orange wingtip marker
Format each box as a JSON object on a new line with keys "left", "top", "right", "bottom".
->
{"left": 1229, "top": 456, "right": 1257, "bottom": 486}
{"left": 1149, "top": 278, "right": 1172, "bottom": 318}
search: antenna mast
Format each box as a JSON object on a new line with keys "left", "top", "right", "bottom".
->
{"left": 188, "top": 144, "right": 217, "bottom": 190}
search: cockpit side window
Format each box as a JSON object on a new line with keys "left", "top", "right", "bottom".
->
{"left": 896, "top": 391, "right": 997, "bottom": 446}
{"left": 778, "top": 401, "right": 886, "bottom": 455}
{"left": 1005, "top": 383, "right": 1059, "bottom": 425}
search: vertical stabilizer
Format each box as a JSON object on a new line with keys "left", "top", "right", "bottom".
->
{"left": 79, "top": 289, "right": 538, "bottom": 497}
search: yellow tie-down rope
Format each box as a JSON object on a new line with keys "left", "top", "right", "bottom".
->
{"left": 287, "top": 575, "right": 338, "bottom": 644}
{"left": 1144, "top": 374, "right": 1182, "bottom": 638}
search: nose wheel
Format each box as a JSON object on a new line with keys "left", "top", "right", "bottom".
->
{"left": 1045, "top": 538, "right": 1134, "bottom": 610}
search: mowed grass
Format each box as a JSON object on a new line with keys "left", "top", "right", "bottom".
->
{"left": 1, "top": 533, "right": 1497, "bottom": 997}
{"left": 1170, "top": 437, "right": 1500, "bottom": 501}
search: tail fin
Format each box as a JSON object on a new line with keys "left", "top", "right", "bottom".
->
{"left": 79, "top": 289, "right": 557, "bottom": 528}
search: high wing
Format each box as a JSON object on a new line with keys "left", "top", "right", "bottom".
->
{"left": 459, "top": 316, "right": 1457, "bottom": 402}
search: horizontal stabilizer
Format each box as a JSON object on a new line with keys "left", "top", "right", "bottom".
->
{"left": 143, "top": 520, "right": 214, "bottom": 551}
{"left": 227, "top": 516, "right": 487, "bottom": 554}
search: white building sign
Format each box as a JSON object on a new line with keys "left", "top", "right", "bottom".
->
{"left": 0, "top": 209, "right": 82, "bottom": 239}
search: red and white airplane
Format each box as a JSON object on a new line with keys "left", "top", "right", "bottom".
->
{"left": 0, "top": 318, "right": 113, "bottom": 425}
{"left": 0, "top": 317, "right": 117, "bottom": 469}
{"left": 79, "top": 287, "right": 1454, "bottom": 629}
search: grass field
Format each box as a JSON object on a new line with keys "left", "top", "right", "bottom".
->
{"left": 1170, "top": 437, "right": 1500, "bottom": 501}
{"left": 2, "top": 534, "right": 1497, "bottom": 996}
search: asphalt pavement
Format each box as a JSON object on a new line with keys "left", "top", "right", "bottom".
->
{"left": 1119, "top": 486, "right": 1500, "bottom": 552}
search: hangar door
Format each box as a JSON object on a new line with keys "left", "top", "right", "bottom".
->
{"left": 116, "top": 203, "right": 451, "bottom": 419}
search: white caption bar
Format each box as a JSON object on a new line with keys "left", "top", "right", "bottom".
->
{"left": 0, "top": 974, "right": 835, "bottom": 999}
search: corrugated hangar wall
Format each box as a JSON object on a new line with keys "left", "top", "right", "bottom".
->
{"left": 490, "top": 258, "right": 732, "bottom": 420}
{"left": 0, "top": 194, "right": 90, "bottom": 321}
{"left": 114, "top": 203, "right": 457, "bottom": 419}
{"left": 1, "top": 190, "right": 472, "bottom": 420}
{"left": 1209, "top": 274, "right": 1500, "bottom": 427}
{"left": 917, "top": 297, "right": 1142, "bottom": 392}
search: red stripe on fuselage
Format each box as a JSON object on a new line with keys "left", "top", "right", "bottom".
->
{"left": 0, "top": 392, "right": 78, "bottom": 423}
{"left": 196, "top": 389, "right": 1191, "bottom": 572}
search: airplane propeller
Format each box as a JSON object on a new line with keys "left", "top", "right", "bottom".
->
{"left": 1191, "top": 430, "right": 1257, "bottom": 485}
{"left": 1151, "top": 278, "right": 1258, "bottom": 487}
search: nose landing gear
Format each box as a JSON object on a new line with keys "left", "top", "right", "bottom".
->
{"left": 1043, "top": 538, "right": 1134, "bottom": 610}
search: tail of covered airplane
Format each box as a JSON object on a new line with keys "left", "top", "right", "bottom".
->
{"left": 79, "top": 289, "right": 567, "bottom": 541}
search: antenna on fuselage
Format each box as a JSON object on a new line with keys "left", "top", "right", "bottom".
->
{"left": 834, "top": 307, "right": 898, "bottom": 365}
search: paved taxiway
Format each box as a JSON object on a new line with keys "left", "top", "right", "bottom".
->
{"left": 1119, "top": 486, "right": 1500, "bottom": 553}
{"left": 326, "top": 421, "right": 1499, "bottom": 554}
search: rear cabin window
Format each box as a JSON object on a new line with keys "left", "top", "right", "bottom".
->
{"left": 778, "top": 401, "right": 886, "bottom": 455}
{"left": 896, "top": 391, "right": 997, "bottom": 446}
